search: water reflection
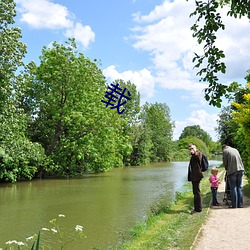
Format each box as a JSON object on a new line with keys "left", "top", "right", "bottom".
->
{"left": 0, "top": 160, "right": 221, "bottom": 249}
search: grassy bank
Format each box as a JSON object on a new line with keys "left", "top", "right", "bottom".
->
{"left": 111, "top": 169, "right": 225, "bottom": 250}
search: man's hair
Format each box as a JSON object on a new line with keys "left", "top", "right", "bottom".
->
{"left": 222, "top": 144, "right": 228, "bottom": 149}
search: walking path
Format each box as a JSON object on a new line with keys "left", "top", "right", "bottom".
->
{"left": 192, "top": 174, "right": 250, "bottom": 250}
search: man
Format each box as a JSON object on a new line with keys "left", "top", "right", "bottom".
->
{"left": 188, "top": 143, "right": 204, "bottom": 214}
{"left": 222, "top": 144, "right": 244, "bottom": 208}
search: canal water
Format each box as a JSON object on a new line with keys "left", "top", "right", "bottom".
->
{"left": 0, "top": 160, "right": 221, "bottom": 249}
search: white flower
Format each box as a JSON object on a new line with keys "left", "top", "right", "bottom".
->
{"left": 75, "top": 225, "right": 83, "bottom": 231}
{"left": 42, "top": 227, "right": 50, "bottom": 231}
{"left": 5, "top": 240, "right": 24, "bottom": 246}
{"left": 26, "top": 236, "right": 34, "bottom": 241}
{"left": 58, "top": 214, "right": 65, "bottom": 217}
{"left": 51, "top": 228, "right": 58, "bottom": 233}
{"left": 6, "top": 240, "right": 17, "bottom": 245}
{"left": 17, "top": 242, "right": 25, "bottom": 246}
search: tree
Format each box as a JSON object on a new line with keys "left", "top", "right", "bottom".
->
{"left": 111, "top": 79, "right": 141, "bottom": 165}
{"left": 230, "top": 79, "right": 250, "bottom": 176}
{"left": 190, "top": 0, "right": 250, "bottom": 107}
{"left": 178, "top": 136, "right": 209, "bottom": 156}
{"left": 0, "top": 0, "right": 27, "bottom": 109}
{"left": 139, "top": 102, "right": 174, "bottom": 162}
{"left": 179, "top": 125, "right": 212, "bottom": 146}
{"left": 0, "top": 0, "right": 47, "bottom": 182}
{"left": 24, "top": 39, "right": 128, "bottom": 175}
{"left": 216, "top": 106, "right": 240, "bottom": 147}
{"left": 216, "top": 72, "right": 250, "bottom": 149}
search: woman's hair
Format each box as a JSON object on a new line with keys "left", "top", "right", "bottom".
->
{"left": 211, "top": 167, "right": 218, "bottom": 174}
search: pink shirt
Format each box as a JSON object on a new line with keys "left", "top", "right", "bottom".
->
{"left": 209, "top": 175, "right": 219, "bottom": 188}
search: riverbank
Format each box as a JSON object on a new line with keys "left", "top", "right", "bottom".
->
{"left": 111, "top": 169, "right": 221, "bottom": 249}
{"left": 112, "top": 168, "right": 250, "bottom": 250}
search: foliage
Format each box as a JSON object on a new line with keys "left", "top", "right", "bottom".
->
{"left": 129, "top": 122, "right": 154, "bottom": 165}
{"left": 216, "top": 106, "right": 240, "bottom": 147}
{"left": 0, "top": 0, "right": 27, "bottom": 108}
{"left": 0, "top": 0, "right": 48, "bottom": 182}
{"left": 139, "top": 102, "right": 174, "bottom": 162}
{"left": 171, "top": 148, "right": 190, "bottom": 161}
{"left": 214, "top": 72, "right": 250, "bottom": 177}
{"left": 231, "top": 83, "right": 250, "bottom": 176}
{"left": 178, "top": 136, "right": 209, "bottom": 156}
{"left": 112, "top": 79, "right": 141, "bottom": 166}
{"left": 189, "top": 0, "right": 250, "bottom": 107}
{"left": 179, "top": 125, "right": 212, "bottom": 146}
{"left": 23, "top": 39, "right": 129, "bottom": 175}
{"left": 209, "top": 141, "right": 222, "bottom": 154}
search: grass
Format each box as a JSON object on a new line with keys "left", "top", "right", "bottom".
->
{"left": 111, "top": 169, "right": 225, "bottom": 250}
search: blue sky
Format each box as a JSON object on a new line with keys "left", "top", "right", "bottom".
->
{"left": 14, "top": 0, "right": 250, "bottom": 141}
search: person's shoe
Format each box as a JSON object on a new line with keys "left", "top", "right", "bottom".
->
{"left": 190, "top": 209, "right": 201, "bottom": 214}
{"left": 228, "top": 205, "right": 236, "bottom": 208}
{"left": 238, "top": 205, "right": 243, "bottom": 208}
{"left": 212, "top": 203, "right": 220, "bottom": 206}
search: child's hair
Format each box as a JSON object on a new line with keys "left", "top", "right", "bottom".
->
{"left": 211, "top": 167, "right": 218, "bottom": 175}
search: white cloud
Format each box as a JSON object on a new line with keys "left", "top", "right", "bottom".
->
{"left": 16, "top": 0, "right": 73, "bottom": 29}
{"left": 130, "top": 0, "right": 250, "bottom": 96}
{"left": 65, "top": 22, "right": 95, "bottom": 48}
{"left": 173, "top": 110, "right": 219, "bottom": 141}
{"left": 215, "top": 7, "right": 250, "bottom": 81}
{"left": 103, "top": 65, "right": 155, "bottom": 103}
{"left": 16, "top": 0, "right": 95, "bottom": 49}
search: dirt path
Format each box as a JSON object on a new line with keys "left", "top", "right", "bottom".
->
{"left": 192, "top": 174, "right": 250, "bottom": 250}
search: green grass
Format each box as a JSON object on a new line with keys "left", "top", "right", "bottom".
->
{"left": 111, "top": 170, "right": 225, "bottom": 250}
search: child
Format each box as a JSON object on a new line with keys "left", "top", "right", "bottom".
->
{"left": 209, "top": 168, "right": 220, "bottom": 206}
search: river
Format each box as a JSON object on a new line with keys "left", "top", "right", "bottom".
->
{"left": 0, "top": 160, "right": 222, "bottom": 249}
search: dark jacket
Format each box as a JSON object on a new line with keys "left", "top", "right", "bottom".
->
{"left": 188, "top": 150, "right": 204, "bottom": 182}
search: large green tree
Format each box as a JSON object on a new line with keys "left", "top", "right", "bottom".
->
{"left": 179, "top": 125, "right": 212, "bottom": 146}
{"left": 178, "top": 136, "right": 209, "bottom": 156}
{"left": 0, "top": 0, "right": 47, "bottom": 182}
{"left": 0, "top": 0, "right": 26, "bottom": 108}
{"left": 190, "top": 0, "right": 250, "bottom": 107}
{"left": 111, "top": 79, "right": 141, "bottom": 165}
{"left": 216, "top": 106, "right": 239, "bottom": 147}
{"left": 139, "top": 102, "right": 174, "bottom": 162}
{"left": 24, "top": 39, "right": 128, "bottom": 175}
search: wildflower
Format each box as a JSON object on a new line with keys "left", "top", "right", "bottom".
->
{"left": 42, "top": 228, "right": 50, "bottom": 231}
{"left": 51, "top": 228, "right": 58, "bottom": 233}
{"left": 17, "top": 242, "right": 25, "bottom": 246}
{"left": 5, "top": 240, "right": 25, "bottom": 246}
{"left": 6, "top": 240, "right": 17, "bottom": 245}
{"left": 75, "top": 225, "right": 83, "bottom": 232}
{"left": 58, "top": 214, "right": 65, "bottom": 217}
{"left": 26, "top": 236, "right": 34, "bottom": 241}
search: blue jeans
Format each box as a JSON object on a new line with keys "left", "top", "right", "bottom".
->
{"left": 211, "top": 187, "right": 218, "bottom": 205}
{"left": 228, "top": 170, "right": 244, "bottom": 208}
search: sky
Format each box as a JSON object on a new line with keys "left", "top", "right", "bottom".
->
{"left": 14, "top": 0, "right": 250, "bottom": 141}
